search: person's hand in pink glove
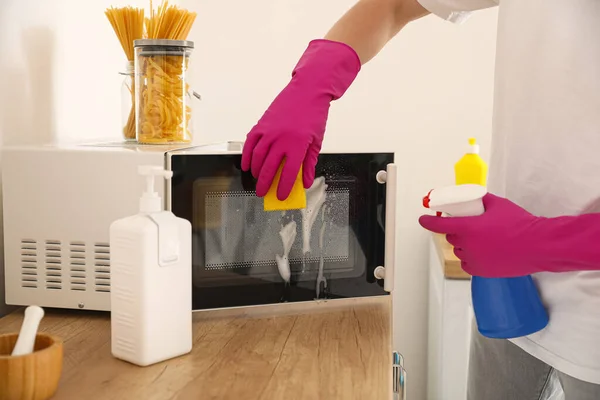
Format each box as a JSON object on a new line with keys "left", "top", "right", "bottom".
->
{"left": 241, "top": 39, "right": 361, "bottom": 200}
{"left": 419, "top": 193, "right": 600, "bottom": 278}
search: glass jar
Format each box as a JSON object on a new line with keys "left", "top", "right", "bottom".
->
{"left": 120, "top": 61, "right": 136, "bottom": 141}
{"left": 134, "top": 39, "right": 194, "bottom": 144}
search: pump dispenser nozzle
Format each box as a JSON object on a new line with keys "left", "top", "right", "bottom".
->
{"left": 138, "top": 166, "right": 173, "bottom": 213}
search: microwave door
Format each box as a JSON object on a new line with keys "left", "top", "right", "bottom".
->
{"left": 169, "top": 152, "right": 395, "bottom": 310}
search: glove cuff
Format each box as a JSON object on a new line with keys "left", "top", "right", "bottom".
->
{"left": 534, "top": 213, "right": 600, "bottom": 272}
{"left": 291, "top": 39, "right": 361, "bottom": 101}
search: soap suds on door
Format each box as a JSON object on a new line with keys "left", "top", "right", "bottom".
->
{"left": 275, "top": 220, "right": 296, "bottom": 283}
{"left": 275, "top": 176, "right": 329, "bottom": 295}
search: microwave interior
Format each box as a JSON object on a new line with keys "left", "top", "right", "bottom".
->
{"left": 169, "top": 152, "right": 393, "bottom": 310}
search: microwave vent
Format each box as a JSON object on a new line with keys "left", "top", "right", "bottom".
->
{"left": 20, "top": 239, "right": 112, "bottom": 292}
{"left": 94, "top": 243, "right": 111, "bottom": 293}
{"left": 20, "top": 239, "right": 38, "bottom": 288}
{"left": 44, "top": 240, "right": 62, "bottom": 290}
{"left": 69, "top": 242, "right": 87, "bottom": 291}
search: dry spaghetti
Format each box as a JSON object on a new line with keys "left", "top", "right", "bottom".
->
{"left": 136, "top": 0, "right": 197, "bottom": 144}
{"left": 105, "top": 6, "right": 144, "bottom": 140}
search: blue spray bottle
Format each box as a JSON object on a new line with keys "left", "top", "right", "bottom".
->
{"left": 423, "top": 140, "right": 548, "bottom": 339}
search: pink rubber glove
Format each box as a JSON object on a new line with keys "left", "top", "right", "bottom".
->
{"left": 241, "top": 39, "right": 361, "bottom": 200}
{"left": 419, "top": 193, "right": 600, "bottom": 277}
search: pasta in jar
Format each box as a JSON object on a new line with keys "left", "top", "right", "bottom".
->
{"left": 134, "top": 39, "right": 193, "bottom": 144}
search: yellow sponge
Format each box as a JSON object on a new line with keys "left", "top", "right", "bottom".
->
{"left": 264, "top": 163, "right": 307, "bottom": 211}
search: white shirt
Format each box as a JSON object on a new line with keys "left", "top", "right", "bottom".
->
{"left": 418, "top": 0, "right": 600, "bottom": 384}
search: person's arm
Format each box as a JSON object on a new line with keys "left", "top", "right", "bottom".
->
{"left": 325, "top": 0, "right": 429, "bottom": 63}
{"left": 242, "top": 0, "right": 434, "bottom": 200}
{"left": 419, "top": 194, "right": 600, "bottom": 278}
{"left": 325, "top": 0, "right": 430, "bottom": 64}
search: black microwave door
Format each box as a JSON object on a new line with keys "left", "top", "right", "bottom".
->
{"left": 169, "top": 152, "right": 394, "bottom": 310}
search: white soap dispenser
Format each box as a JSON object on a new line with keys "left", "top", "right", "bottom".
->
{"left": 109, "top": 165, "right": 192, "bottom": 367}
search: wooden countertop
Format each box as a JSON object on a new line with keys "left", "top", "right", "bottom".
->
{"left": 0, "top": 297, "right": 391, "bottom": 400}
{"left": 432, "top": 233, "right": 471, "bottom": 280}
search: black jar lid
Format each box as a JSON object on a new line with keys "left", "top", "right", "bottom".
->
{"left": 134, "top": 39, "right": 194, "bottom": 49}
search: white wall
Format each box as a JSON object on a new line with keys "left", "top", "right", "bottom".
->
{"left": 0, "top": 1, "right": 497, "bottom": 397}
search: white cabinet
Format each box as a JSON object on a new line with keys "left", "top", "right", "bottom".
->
{"left": 427, "top": 234, "right": 473, "bottom": 400}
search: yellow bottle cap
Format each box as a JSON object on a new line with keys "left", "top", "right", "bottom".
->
{"left": 467, "top": 137, "right": 479, "bottom": 154}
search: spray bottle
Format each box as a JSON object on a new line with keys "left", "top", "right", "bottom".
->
{"left": 423, "top": 139, "right": 548, "bottom": 339}
{"left": 109, "top": 166, "right": 192, "bottom": 366}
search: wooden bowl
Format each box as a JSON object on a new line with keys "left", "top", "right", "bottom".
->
{"left": 0, "top": 333, "right": 63, "bottom": 400}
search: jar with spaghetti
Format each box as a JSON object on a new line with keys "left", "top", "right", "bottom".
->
{"left": 134, "top": 39, "right": 194, "bottom": 144}
{"left": 120, "top": 61, "right": 136, "bottom": 141}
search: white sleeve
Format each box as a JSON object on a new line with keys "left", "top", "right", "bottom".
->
{"left": 417, "top": 0, "right": 498, "bottom": 23}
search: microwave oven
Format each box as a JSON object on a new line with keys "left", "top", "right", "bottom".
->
{"left": 2, "top": 141, "right": 397, "bottom": 311}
